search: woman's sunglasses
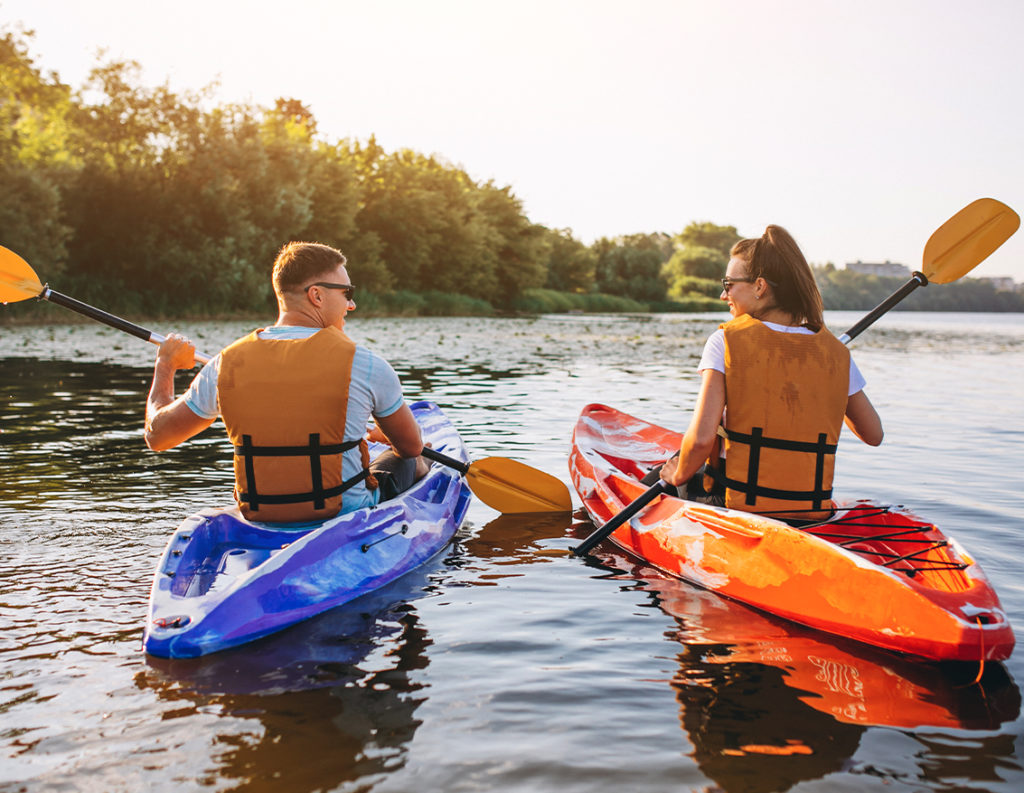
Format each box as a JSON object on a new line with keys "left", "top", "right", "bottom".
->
{"left": 720, "top": 277, "right": 755, "bottom": 294}
{"left": 720, "top": 276, "right": 778, "bottom": 294}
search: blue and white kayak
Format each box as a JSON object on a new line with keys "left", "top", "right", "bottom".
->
{"left": 143, "top": 401, "right": 472, "bottom": 658}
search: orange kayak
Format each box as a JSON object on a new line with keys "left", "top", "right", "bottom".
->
{"left": 569, "top": 403, "right": 1015, "bottom": 662}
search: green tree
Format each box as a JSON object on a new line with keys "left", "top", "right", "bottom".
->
{"left": 592, "top": 236, "right": 668, "bottom": 302}
{"left": 474, "top": 182, "right": 547, "bottom": 305}
{"left": 58, "top": 61, "right": 353, "bottom": 314}
{"left": 663, "top": 221, "right": 740, "bottom": 297}
{"left": 350, "top": 141, "right": 546, "bottom": 305}
{"left": 665, "top": 245, "right": 727, "bottom": 281}
{"left": 60, "top": 66, "right": 273, "bottom": 312}
{"left": 0, "top": 29, "right": 72, "bottom": 273}
{"left": 542, "top": 227, "right": 596, "bottom": 292}
{"left": 620, "top": 231, "right": 674, "bottom": 262}
{"left": 300, "top": 139, "right": 389, "bottom": 293}
{"left": 352, "top": 142, "right": 460, "bottom": 294}
{"left": 668, "top": 274, "right": 722, "bottom": 300}
{"left": 673, "top": 221, "right": 740, "bottom": 255}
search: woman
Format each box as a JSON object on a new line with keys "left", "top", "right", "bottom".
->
{"left": 658, "top": 225, "right": 883, "bottom": 521}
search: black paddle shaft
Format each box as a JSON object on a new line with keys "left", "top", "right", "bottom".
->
{"left": 420, "top": 446, "right": 470, "bottom": 475}
{"left": 43, "top": 287, "right": 156, "bottom": 343}
{"left": 572, "top": 480, "right": 673, "bottom": 556}
{"left": 840, "top": 271, "right": 928, "bottom": 343}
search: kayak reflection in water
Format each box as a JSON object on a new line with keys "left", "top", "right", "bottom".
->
{"left": 141, "top": 580, "right": 433, "bottom": 790}
{"left": 652, "top": 225, "right": 883, "bottom": 523}
{"left": 143, "top": 241, "right": 430, "bottom": 523}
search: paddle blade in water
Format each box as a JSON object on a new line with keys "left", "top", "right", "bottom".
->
{"left": 922, "top": 198, "right": 1020, "bottom": 284}
{"left": 466, "top": 457, "right": 572, "bottom": 513}
{"left": 0, "top": 246, "right": 45, "bottom": 303}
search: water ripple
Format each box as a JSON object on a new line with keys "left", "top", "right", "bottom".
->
{"left": 2, "top": 313, "right": 1024, "bottom": 792}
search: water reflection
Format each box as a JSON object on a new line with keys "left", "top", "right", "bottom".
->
{"left": 130, "top": 514, "right": 581, "bottom": 793}
{"left": 461, "top": 513, "right": 575, "bottom": 566}
{"left": 571, "top": 524, "right": 1021, "bottom": 793}
{"left": 665, "top": 583, "right": 1019, "bottom": 793}
{"left": 138, "top": 575, "right": 436, "bottom": 792}
{"left": 0, "top": 358, "right": 231, "bottom": 507}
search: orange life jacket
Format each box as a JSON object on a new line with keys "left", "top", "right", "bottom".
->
{"left": 706, "top": 314, "right": 849, "bottom": 521}
{"left": 217, "top": 326, "right": 376, "bottom": 523}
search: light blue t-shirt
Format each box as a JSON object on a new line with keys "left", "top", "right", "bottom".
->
{"left": 182, "top": 325, "right": 405, "bottom": 513}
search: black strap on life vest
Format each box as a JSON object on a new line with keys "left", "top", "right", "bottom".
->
{"left": 705, "top": 427, "right": 837, "bottom": 510}
{"left": 234, "top": 433, "right": 364, "bottom": 512}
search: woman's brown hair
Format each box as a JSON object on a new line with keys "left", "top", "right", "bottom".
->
{"left": 731, "top": 225, "right": 825, "bottom": 331}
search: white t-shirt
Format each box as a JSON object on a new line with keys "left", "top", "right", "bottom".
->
{"left": 698, "top": 322, "right": 867, "bottom": 396}
{"left": 182, "top": 325, "right": 405, "bottom": 512}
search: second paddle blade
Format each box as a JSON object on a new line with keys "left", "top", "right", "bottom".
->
{"left": 466, "top": 457, "right": 572, "bottom": 514}
{"left": 0, "top": 245, "right": 45, "bottom": 303}
{"left": 922, "top": 198, "right": 1020, "bottom": 284}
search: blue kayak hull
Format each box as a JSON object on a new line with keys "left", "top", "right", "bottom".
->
{"left": 143, "top": 401, "right": 471, "bottom": 658}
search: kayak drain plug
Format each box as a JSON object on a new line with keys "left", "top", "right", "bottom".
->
{"left": 361, "top": 524, "right": 410, "bottom": 553}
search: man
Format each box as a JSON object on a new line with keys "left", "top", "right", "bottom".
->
{"left": 145, "top": 241, "right": 428, "bottom": 523}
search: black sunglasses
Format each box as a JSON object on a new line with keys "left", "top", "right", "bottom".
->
{"left": 305, "top": 282, "right": 355, "bottom": 301}
{"left": 720, "top": 276, "right": 779, "bottom": 294}
{"left": 720, "top": 277, "right": 755, "bottom": 293}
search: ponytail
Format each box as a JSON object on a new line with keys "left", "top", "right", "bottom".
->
{"left": 731, "top": 226, "right": 824, "bottom": 331}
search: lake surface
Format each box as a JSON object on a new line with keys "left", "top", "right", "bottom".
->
{"left": 2, "top": 310, "right": 1024, "bottom": 792}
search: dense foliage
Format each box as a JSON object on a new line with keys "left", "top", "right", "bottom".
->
{"left": 813, "top": 265, "right": 1024, "bottom": 312}
{"left": 2, "top": 29, "right": 1020, "bottom": 318}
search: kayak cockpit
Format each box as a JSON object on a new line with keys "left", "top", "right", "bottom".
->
{"left": 168, "top": 513, "right": 310, "bottom": 598}
{"left": 588, "top": 437, "right": 976, "bottom": 595}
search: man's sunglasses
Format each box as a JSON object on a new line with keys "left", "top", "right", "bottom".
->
{"left": 305, "top": 282, "right": 355, "bottom": 301}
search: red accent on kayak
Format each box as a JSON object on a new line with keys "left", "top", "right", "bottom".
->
{"left": 569, "top": 403, "right": 1014, "bottom": 662}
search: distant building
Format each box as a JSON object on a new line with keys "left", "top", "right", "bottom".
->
{"left": 978, "top": 276, "right": 1017, "bottom": 292}
{"left": 845, "top": 260, "right": 912, "bottom": 278}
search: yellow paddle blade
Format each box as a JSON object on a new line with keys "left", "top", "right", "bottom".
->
{"left": 466, "top": 457, "right": 573, "bottom": 514}
{"left": 0, "top": 245, "right": 45, "bottom": 303}
{"left": 922, "top": 198, "right": 1020, "bottom": 284}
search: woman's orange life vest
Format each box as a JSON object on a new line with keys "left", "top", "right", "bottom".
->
{"left": 217, "top": 326, "right": 376, "bottom": 523}
{"left": 707, "top": 314, "right": 850, "bottom": 521}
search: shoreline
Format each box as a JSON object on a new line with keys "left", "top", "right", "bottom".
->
{"left": 6, "top": 306, "right": 1024, "bottom": 329}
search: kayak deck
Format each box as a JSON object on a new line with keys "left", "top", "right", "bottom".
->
{"left": 570, "top": 403, "right": 1014, "bottom": 662}
{"left": 144, "top": 401, "right": 472, "bottom": 658}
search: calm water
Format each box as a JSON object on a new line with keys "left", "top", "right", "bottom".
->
{"left": 2, "top": 311, "right": 1024, "bottom": 793}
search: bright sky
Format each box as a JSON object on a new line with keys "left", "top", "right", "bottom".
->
{"left": 4, "top": 0, "right": 1023, "bottom": 279}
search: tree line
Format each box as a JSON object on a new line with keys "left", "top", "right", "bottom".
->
{"left": 2, "top": 28, "right": 1020, "bottom": 319}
